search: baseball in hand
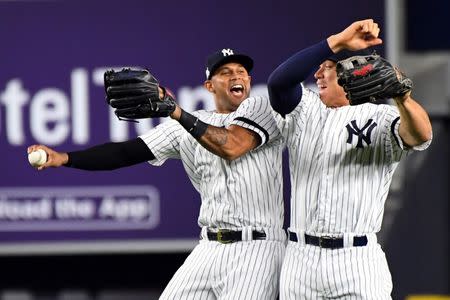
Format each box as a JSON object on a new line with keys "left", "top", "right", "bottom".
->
{"left": 28, "top": 149, "right": 47, "bottom": 167}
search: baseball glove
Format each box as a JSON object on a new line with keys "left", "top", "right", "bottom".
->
{"left": 336, "top": 53, "right": 413, "bottom": 105}
{"left": 104, "top": 68, "right": 176, "bottom": 120}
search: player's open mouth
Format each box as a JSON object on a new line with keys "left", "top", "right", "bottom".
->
{"left": 230, "top": 84, "right": 244, "bottom": 96}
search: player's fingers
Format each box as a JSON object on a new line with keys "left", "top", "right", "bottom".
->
{"left": 37, "top": 157, "right": 53, "bottom": 170}
{"left": 37, "top": 145, "right": 51, "bottom": 153}
{"left": 28, "top": 144, "right": 50, "bottom": 154}
{"left": 27, "top": 145, "right": 39, "bottom": 153}
{"left": 364, "top": 29, "right": 380, "bottom": 44}
{"left": 374, "top": 27, "right": 380, "bottom": 38}
{"left": 367, "top": 38, "right": 383, "bottom": 46}
{"left": 371, "top": 23, "right": 377, "bottom": 34}
{"left": 373, "top": 22, "right": 379, "bottom": 31}
{"left": 370, "top": 22, "right": 379, "bottom": 37}
{"left": 355, "top": 19, "right": 372, "bottom": 27}
{"left": 360, "top": 19, "right": 373, "bottom": 33}
{"left": 368, "top": 19, "right": 376, "bottom": 32}
{"left": 366, "top": 22, "right": 373, "bottom": 33}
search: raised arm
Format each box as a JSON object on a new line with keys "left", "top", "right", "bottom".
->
{"left": 267, "top": 41, "right": 334, "bottom": 116}
{"left": 268, "top": 19, "right": 383, "bottom": 116}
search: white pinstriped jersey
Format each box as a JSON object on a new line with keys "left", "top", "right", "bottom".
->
{"left": 139, "top": 95, "right": 284, "bottom": 233}
{"left": 280, "top": 88, "right": 431, "bottom": 235}
{"left": 279, "top": 88, "right": 431, "bottom": 299}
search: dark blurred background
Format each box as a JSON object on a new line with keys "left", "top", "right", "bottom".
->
{"left": 0, "top": 0, "right": 448, "bottom": 299}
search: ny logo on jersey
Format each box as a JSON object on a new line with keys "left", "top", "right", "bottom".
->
{"left": 221, "top": 48, "right": 234, "bottom": 56}
{"left": 346, "top": 119, "right": 377, "bottom": 148}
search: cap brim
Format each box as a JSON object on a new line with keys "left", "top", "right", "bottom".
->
{"left": 208, "top": 54, "right": 254, "bottom": 79}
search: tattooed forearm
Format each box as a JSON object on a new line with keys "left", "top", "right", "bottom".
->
{"left": 196, "top": 124, "right": 258, "bottom": 160}
{"left": 203, "top": 126, "right": 228, "bottom": 146}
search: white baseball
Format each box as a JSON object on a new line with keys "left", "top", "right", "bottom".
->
{"left": 28, "top": 149, "right": 47, "bottom": 167}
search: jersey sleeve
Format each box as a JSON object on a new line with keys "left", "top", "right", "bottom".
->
{"left": 383, "top": 105, "right": 432, "bottom": 162}
{"left": 138, "top": 119, "right": 185, "bottom": 166}
{"left": 229, "top": 95, "right": 281, "bottom": 147}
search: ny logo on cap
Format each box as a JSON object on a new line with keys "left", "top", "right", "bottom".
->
{"left": 222, "top": 48, "right": 234, "bottom": 56}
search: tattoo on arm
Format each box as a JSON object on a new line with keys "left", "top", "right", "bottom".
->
{"left": 198, "top": 124, "right": 260, "bottom": 159}
{"left": 203, "top": 126, "right": 228, "bottom": 145}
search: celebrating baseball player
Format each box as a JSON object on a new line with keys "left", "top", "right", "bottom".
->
{"left": 28, "top": 49, "right": 286, "bottom": 299}
{"left": 268, "top": 19, "right": 432, "bottom": 299}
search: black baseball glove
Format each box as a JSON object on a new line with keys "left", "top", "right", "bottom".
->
{"left": 336, "top": 53, "right": 413, "bottom": 105}
{"left": 104, "top": 68, "right": 176, "bottom": 120}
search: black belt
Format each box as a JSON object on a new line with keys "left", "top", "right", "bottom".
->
{"left": 206, "top": 229, "right": 266, "bottom": 244}
{"left": 289, "top": 232, "right": 367, "bottom": 249}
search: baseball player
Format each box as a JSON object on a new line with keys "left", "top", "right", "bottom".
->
{"left": 268, "top": 19, "right": 432, "bottom": 299}
{"left": 28, "top": 49, "right": 286, "bottom": 299}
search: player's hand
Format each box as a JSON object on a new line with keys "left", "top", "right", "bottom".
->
{"left": 27, "top": 144, "right": 68, "bottom": 170}
{"left": 328, "top": 19, "right": 383, "bottom": 53}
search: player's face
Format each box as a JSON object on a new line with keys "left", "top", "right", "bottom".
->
{"left": 314, "top": 60, "right": 349, "bottom": 108}
{"left": 204, "top": 62, "right": 251, "bottom": 113}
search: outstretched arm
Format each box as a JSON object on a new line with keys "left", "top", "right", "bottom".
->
{"left": 394, "top": 92, "right": 432, "bottom": 147}
{"left": 268, "top": 19, "right": 383, "bottom": 116}
{"left": 268, "top": 40, "right": 333, "bottom": 116}
{"left": 27, "top": 138, "right": 155, "bottom": 171}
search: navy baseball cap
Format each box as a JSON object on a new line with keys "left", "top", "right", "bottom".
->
{"left": 205, "top": 48, "right": 253, "bottom": 80}
{"left": 327, "top": 48, "right": 372, "bottom": 63}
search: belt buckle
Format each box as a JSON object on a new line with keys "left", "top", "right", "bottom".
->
{"left": 217, "top": 229, "right": 232, "bottom": 244}
{"left": 319, "top": 235, "right": 333, "bottom": 248}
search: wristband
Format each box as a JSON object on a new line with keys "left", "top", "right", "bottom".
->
{"left": 178, "top": 110, "right": 208, "bottom": 139}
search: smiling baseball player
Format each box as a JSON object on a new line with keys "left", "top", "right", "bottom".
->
{"left": 29, "top": 48, "right": 286, "bottom": 299}
{"left": 268, "top": 19, "right": 432, "bottom": 299}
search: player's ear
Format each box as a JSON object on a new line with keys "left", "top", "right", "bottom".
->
{"left": 204, "top": 80, "right": 215, "bottom": 93}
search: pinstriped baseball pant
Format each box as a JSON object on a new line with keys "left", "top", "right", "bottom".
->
{"left": 280, "top": 240, "right": 393, "bottom": 299}
{"left": 159, "top": 239, "right": 285, "bottom": 300}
